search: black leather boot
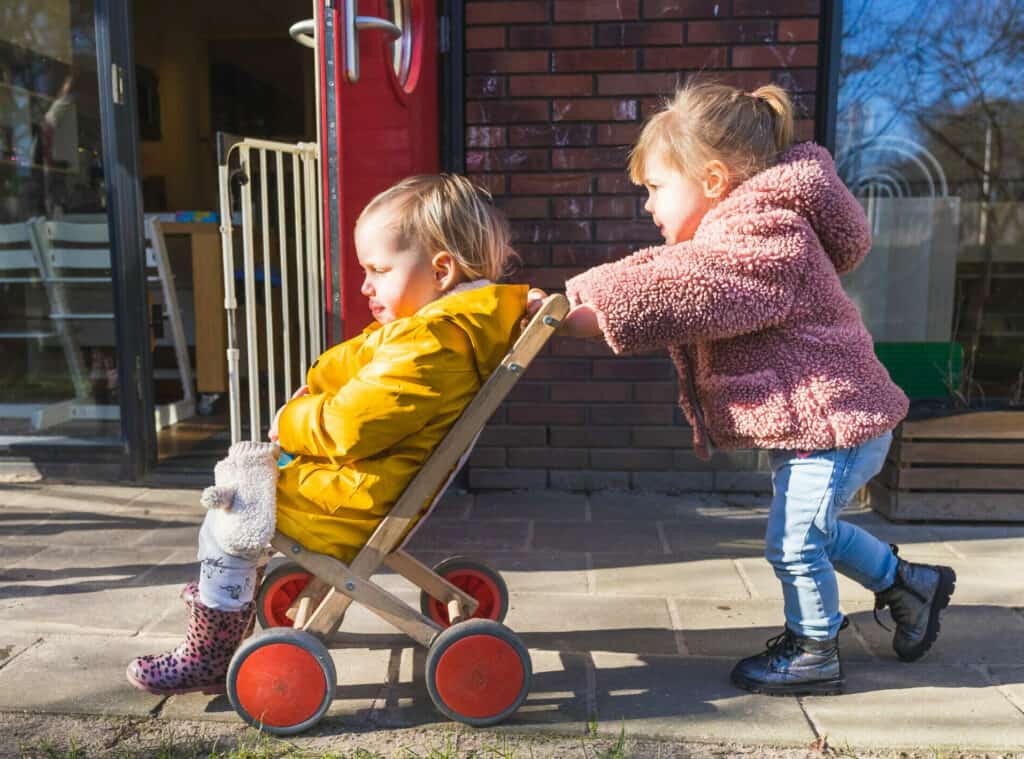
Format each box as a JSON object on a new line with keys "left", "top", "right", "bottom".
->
{"left": 874, "top": 545, "right": 956, "bottom": 662}
{"left": 731, "top": 626, "right": 844, "bottom": 696}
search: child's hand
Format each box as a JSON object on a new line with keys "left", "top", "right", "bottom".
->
{"left": 268, "top": 385, "right": 310, "bottom": 442}
{"left": 561, "top": 304, "right": 602, "bottom": 339}
{"left": 520, "top": 288, "right": 548, "bottom": 330}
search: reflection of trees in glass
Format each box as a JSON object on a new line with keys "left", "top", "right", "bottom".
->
{"left": 837, "top": 0, "right": 1024, "bottom": 404}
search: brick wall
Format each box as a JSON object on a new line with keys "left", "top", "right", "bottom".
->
{"left": 463, "top": 0, "right": 822, "bottom": 492}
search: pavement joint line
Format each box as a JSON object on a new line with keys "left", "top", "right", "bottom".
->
{"left": 732, "top": 559, "right": 759, "bottom": 600}
{"left": 655, "top": 521, "right": 672, "bottom": 555}
{"left": 0, "top": 635, "right": 43, "bottom": 673}
{"left": 524, "top": 520, "right": 534, "bottom": 551}
{"left": 582, "top": 651, "right": 598, "bottom": 729}
{"left": 584, "top": 552, "right": 596, "bottom": 595}
{"left": 383, "top": 646, "right": 403, "bottom": 724}
{"left": 666, "top": 598, "right": 690, "bottom": 656}
{"left": 796, "top": 696, "right": 823, "bottom": 741}
{"left": 845, "top": 615, "right": 880, "bottom": 659}
{"left": 583, "top": 495, "right": 592, "bottom": 523}
{"left": 979, "top": 662, "right": 1024, "bottom": 719}
{"left": 942, "top": 541, "right": 969, "bottom": 561}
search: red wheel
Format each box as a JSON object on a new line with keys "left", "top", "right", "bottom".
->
{"left": 425, "top": 618, "right": 531, "bottom": 726}
{"left": 420, "top": 557, "right": 509, "bottom": 627}
{"left": 256, "top": 562, "right": 313, "bottom": 629}
{"left": 227, "top": 629, "right": 335, "bottom": 736}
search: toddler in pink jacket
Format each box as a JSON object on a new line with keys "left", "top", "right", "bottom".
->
{"left": 536, "top": 81, "right": 956, "bottom": 696}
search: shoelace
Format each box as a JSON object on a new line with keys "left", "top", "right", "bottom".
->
{"left": 763, "top": 617, "right": 848, "bottom": 658}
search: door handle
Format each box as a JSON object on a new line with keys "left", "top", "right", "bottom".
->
{"left": 343, "top": 1, "right": 402, "bottom": 83}
{"left": 289, "top": 19, "right": 316, "bottom": 49}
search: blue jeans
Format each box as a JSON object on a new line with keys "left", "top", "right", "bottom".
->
{"left": 765, "top": 431, "right": 898, "bottom": 640}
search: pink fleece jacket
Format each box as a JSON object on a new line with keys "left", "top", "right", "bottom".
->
{"left": 566, "top": 142, "right": 909, "bottom": 460}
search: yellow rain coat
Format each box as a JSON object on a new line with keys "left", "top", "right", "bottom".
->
{"left": 275, "top": 282, "right": 528, "bottom": 562}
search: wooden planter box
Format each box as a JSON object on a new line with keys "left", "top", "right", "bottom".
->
{"left": 868, "top": 411, "right": 1024, "bottom": 522}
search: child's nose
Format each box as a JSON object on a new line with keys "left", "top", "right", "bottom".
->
{"left": 360, "top": 278, "right": 373, "bottom": 296}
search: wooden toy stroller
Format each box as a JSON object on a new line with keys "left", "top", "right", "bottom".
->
{"left": 224, "top": 294, "right": 570, "bottom": 736}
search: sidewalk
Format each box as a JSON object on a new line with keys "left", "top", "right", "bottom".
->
{"left": 1, "top": 481, "right": 1022, "bottom": 753}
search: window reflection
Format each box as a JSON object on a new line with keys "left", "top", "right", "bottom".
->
{"left": 835, "top": 0, "right": 1024, "bottom": 405}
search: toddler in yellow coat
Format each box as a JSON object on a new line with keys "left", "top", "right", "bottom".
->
{"left": 128, "top": 175, "right": 527, "bottom": 696}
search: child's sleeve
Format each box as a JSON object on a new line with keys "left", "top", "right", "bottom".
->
{"left": 566, "top": 211, "right": 810, "bottom": 354}
{"left": 276, "top": 320, "right": 475, "bottom": 462}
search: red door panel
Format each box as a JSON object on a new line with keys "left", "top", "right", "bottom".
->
{"left": 317, "top": 0, "right": 440, "bottom": 342}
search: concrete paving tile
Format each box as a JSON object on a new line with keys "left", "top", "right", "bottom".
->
{"left": 590, "top": 652, "right": 817, "bottom": 745}
{"left": 845, "top": 602, "right": 1024, "bottom": 667}
{"left": 0, "top": 484, "right": 44, "bottom": 507}
{"left": 588, "top": 491, "right": 713, "bottom": 520}
{"left": 673, "top": 599, "right": 871, "bottom": 659}
{"left": 659, "top": 513, "right": 768, "bottom": 558}
{"left": 0, "top": 509, "right": 198, "bottom": 549}
{"left": 989, "top": 665, "right": 1024, "bottom": 718}
{"left": 533, "top": 520, "right": 662, "bottom": 554}
{"left": 507, "top": 594, "right": 678, "bottom": 655}
{"left": 471, "top": 492, "right": 587, "bottom": 521}
{"left": 27, "top": 484, "right": 149, "bottom": 511}
{"left": 0, "top": 543, "right": 46, "bottom": 566}
{"left": 0, "top": 545, "right": 187, "bottom": 634}
{"left": 591, "top": 555, "right": 752, "bottom": 600}
{"left": 403, "top": 519, "right": 530, "bottom": 553}
{"left": 936, "top": 558, "right": 1024, "bottom": 606}
{"left": 0, "top": 633, "right": 165, "bottom": 716}
{"left": 802, "top": 662, "right": 1024, "bottom": 751}
{"left": 0, "top": 633, "right": 41, "bottom": 668}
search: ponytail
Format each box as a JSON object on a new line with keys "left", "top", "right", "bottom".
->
{"left": 751, "top": 84, "right": 795, "bottom": 153}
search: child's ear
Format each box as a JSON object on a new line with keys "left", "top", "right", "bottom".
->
{"left": 702, "top": 160, "right": 730, "bottom": 200}
{"left": 431, "top": 251, "right": 461, "bottom": 291}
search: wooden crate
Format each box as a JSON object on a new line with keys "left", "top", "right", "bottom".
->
{"left": 869, "top": 411, "right": 1024, "bottom": 522}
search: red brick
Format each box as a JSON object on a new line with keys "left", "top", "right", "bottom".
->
{"left": 731, "top": 44, "right": 818, "bottom": 68}
{"left": 466, "top": 126, "right": 506, "bottom": 148}
{"left": 552, "top": 147, "right": 628, "bottom": 170}
{"left": 468, "top": 468, "right": 547, "bottom": 490}
{"left": 469, "top": 173, "right": 507, "bottom": 196}
{"left": 466, "top": 1, "right": 548, "bottom": 25}
{"left": 590, "top": 404, "right": 675, "bottom": 425}
{"left": 643, "top": 46, "right": 728, "bottom": 70}
{"left": 496, "top": 196, "right": 550, "bottom": 218}
{"left": 778, "top": 19, "right": 819, "bottom": 42}
{"left": 478, "top": 424, "right": 547, "bottom": 447}
{"left": 551, "top": 243, "right": 633, "bottom": 266}
{"left": 593, "top": 359, "right": 673, "bottom": 380}
{"left": 466, "top": 100, "right": 549, "bottom": 125}
{"left": 466, "top": 27, "right": 507, "bottom": 49}
{"left": 509, "top": 124, "right": 595, "bottom": 147}
{"left": 469, "top": 447, "right": 506, "bottom": 467}
{"left": 467, "top": 75, "right": 506, "bottom": 98}
{"left": 597, "top": 173, "right": 638, "bottom": 193}
{"left": 509, "top": 74, "right": 592, "bottom": 97}
{"left": 640, "top": 96, "right": 667, "bottom": 118}
{"left": 468, "top": 50, "right": 549, "bottom": 74}
{"left": 511, "top": 173, "right": 591, "bottom": 194}
{"left": 518, "top": 357, "right": 592, "bottom": 380}
{"left": 773, "top": 68, "right": 818, "bottom": 92}
{"left": 688, "top": 20, "right": 775, "bottom": 43}
{"left": 597, "top": 22, "right": 683, "bottom": 46}
{"left": 703, "top": 69, "right": 778, "bottom": 91}
{"left": 592, "top": 448, "right": 676, "bottom": 470}
{"left": 632, "top": 426, "right": 695, "bottom": 448}
{"left": 508, "top": 404, "right": 587, "bottom": 425}
{"left": 633, "top": 381, "right": 679, "bottom": 402}
{"left": 596, "top": 219, "right": 662, "bottom": 243}
{"left": 555, "top": 0, "right": 640, "bottom": 21}
{"left": 466, "top": 148, "right": 549, "bottom": 172}
{"left": 734, "top": 0, "right": 820, "bottom": 16}
{"left": 597, "top": 122, "right": 644, "bottom": 145}
{"left": 511, "top": 220, "right": 592, "bottom": 243}
{"left": 553, "top": 98, "right": 638, "bottom": 122}
{"left": 548, "top": 334, "right": 616, "bottom": 356}
{"left": 553, "top": 196, "right": 635, "bottom": 218}
{"left": 514, "top": 244, "right": 552, "bottom": 266}
{"left": 795, "top": 118, "right": 815, "bottom": 141}
{"left": 597, "top": 72, "right": 679, "bottom": 96}
{"left": 553, "top": 50, "right": 638, "bottom": 73}
{"left": 507, "top": 381, "right": 549, "bottom": 402}
{"left": 550, "top": 425, "right": 631, "bottom": 447}
{"left": 508, "top": 447, "right": 589, "bottom": 469}
{"left": 643, "top": 0, "right": 732, "bottom": 18}
{"left": 551, "top": 382, "right": 632, "bottom": 402}
{"left": 509, "top": 25, "right": 594, "bottom": 49}
{"left": 514, "top": 266, "right": 584, "bottom": 289}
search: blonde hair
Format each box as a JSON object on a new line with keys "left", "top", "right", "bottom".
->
{"left": 628, "top": 81, "right": 795, "bottom": 187}
{"left": 357, "top": 174, "right": 513, "bottom": 282}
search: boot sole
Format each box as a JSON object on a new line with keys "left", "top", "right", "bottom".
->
{"left": 730, "top": 670, "right": 844, "bottom": 697}
{"left": 126, "top": 669, "right": 226, "bottom": 697}
{"left": 897, "top": 566, "right": 956, "bottom": 663}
